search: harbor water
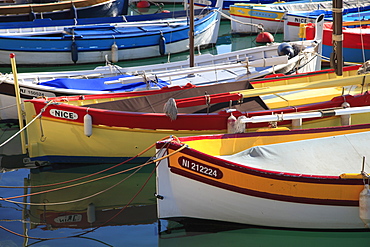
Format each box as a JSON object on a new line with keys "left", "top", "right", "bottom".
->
{"left": 1, "top": 4, "right": 370, "bottom": 246}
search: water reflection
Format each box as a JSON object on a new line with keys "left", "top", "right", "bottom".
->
{"left": 27, "top": 163, "right": 157, "bottom": 229}
{"left": 0, "top": 161, "right": 158, "bottom": 246}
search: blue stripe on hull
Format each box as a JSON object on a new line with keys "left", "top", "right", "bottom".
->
{"left": 322, "top": 44, "right": 370, "bottom": 63}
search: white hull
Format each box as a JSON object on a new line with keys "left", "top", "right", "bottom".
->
{"left": 156, "top": 159, "right": 364, "bottom": 229}
{"left": 231, "top": 14, "right": 286, "bottom": 34}
{"left": 156, "top": 130, "right": 369, "bottom": 229}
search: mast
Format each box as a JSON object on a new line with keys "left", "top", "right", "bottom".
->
{"left": 331, "top": 0, "right": 343, "bottom": 76}
{"left": 189, "top": 0, "right": 195, "bottom": 67}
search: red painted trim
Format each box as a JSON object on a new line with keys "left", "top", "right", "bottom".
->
{"left": 30, "top": 92, "right": 370, "bottom": 131}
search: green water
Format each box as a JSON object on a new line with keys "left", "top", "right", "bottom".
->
{"left": 1, "top": 4, "right": 369, "bottom": 246}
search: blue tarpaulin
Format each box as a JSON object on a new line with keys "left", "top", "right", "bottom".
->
{"left": 39, "top": 74, "right": 169, "bottom": 92}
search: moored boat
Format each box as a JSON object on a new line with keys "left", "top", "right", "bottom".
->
{"left": 155, "top": 122, "right": 370, "bottom": 229}
{"left": 22, "top": 66, "right": 369, "bottom": 165}
{"left": 0, "top": 0, "right": 126, "bottom": 22}
{"left": 229, "top": 0, "right": 370, "bottom": 34}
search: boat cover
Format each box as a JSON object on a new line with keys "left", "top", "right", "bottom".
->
{"left": 221, "top": 131, "right": 370, "bottom": 176}
{"left": 39, "top": 75, "right": 169, "bottom": 92}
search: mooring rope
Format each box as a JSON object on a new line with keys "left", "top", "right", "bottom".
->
{"left": 0, "top": 136, "right": 186, "bottom": 241}
{"left": 0, "top": 135, "right": 175, "bottom": 189}
{"left": 0, "top": 100, "right": 53, "bottom": 149}
{"left": 216, "top": 9, "right": 264, "bottom": 32}
{"left": 0, "top": 136, "right": 184, "bottom": 203}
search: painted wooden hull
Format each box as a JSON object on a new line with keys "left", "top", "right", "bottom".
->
{"left": 195, "top": 0, "right": 328, "bottom": 12}
{"left": 155, "top": 123, "right": 370, "bottom": 229}
{"left": 283, "top": 11, "right": 370, "bottom": 43}
{"left": 322, "top": 22, "right": 370, "bottom": 63}
{"left": 23, "top": 70, "right": 370, "bottom": 165}
{"left": 0, "top": 8, "right": 220, "bottom": 65}
{"left": 230, "top": 0, "right": 370, "bottom": 34}
{"left": 0, "top": 0, "right": 126, "bottom": 22}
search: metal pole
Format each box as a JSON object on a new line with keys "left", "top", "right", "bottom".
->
{"left": 189, "top": 0, "right": 195, "bottom": 68}
{"left": 331, "top": 0, "right": 343, "bottom": 76}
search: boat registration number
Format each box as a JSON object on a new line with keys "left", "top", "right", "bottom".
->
{"left": 54, "top": 214, "right": 82, "bottom": 223}
{"left": 178, "top": 157, "right": 223, "bottom": 179}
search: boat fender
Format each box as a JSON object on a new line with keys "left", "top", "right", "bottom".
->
{"left": 84, "top": 113, "right": 92, "bottom": 137}
{"left": 29, "top": 11, "right": 36, "bottom": 21}
{"left": 71, "top": 40, "right": 78, "bottom": 64}
{"left": 359, "top": 184, "right": 370, "bottom": 228}
{"left": 87, "top": 203, "right": 96, "bottom": 224}
{"left": 70, "top": 4, "right": 77, "bottom": 19}
{"left": 277, "top": 43, "right": 295, "bottom": 59}
{"left": 256, "top": 32, "right": 274, "bottom": 43}
{"left": 291, "top": 44, "right": 300, "bottom": 57}
{"left": 159, "top": 32, "right": 166, "bottom": 56}
{"left": 111, "top": 42, "right": 119, "bottom": 63}
{"left": 227, "top": 113, "right": 237, "bottom": 134}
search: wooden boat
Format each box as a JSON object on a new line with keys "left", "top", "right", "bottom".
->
{"left": 195, "top": 0, "right": 330, "bottom": 14}
{"left": 0, "top": 0, "right": 126, "bottom": 22}
{"left": 0, "top": 31, "right": 323, "bottom": 120}
{"left": 283, "top": 15, "right": 370, "bottom": 63}
{"left": 155, "top": 122, "right": 370, "bottom": 229}
{"left": 229, "top": 0, "right": 370, "bottom": 34}
{"left": 321, "top": 21, "right": 370, "bottom": 63}
{"left": 23, "top": 65, "right": 369, "bottom": 165}
{"left": 0, "top": 6, "right": 221, "bottom": 66}
{"left": 283, "top": 10, "right": 370, "bottom": 42}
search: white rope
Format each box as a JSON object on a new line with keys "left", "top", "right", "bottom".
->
{"left": 0, "top": 111, "right": 42, "bottom": 148}
{"left": 0, "top": 101, "right": 53, "bottom": 148}
{"left": 216, "top": 9, "right": 264, "bottom": 32}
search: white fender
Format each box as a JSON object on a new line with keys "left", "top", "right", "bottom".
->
{"left": 111, "top": 42, "right": 118, "bottom": 63}
{"left": 359, "top": 184, "right": 370, "bottom": 228}
{"left": 87, "top": 203, "right": 96, "bottom": 224}
{"left": 84, "top": 113, "right": 92, "bottom": 137}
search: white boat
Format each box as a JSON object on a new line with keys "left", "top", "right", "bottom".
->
{"left": 155, "top": 121, "right": 370, "bottom": 229}
{"left": 229, "top": 0, "right": 370, "bottom": 34}
{"left": 283, "top": 10, "right": 370, "bottom": 42}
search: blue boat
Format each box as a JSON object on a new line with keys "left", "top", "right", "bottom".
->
{"left": 0, "top": 0, "right": 126, "bottom": 22}
{"left": 0, "top": 7, "right": 221, "bottom": 66}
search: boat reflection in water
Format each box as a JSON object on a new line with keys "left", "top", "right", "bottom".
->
{"left": 27, "top": 162, "right": 157, "bottom": 231}
{"left": 158, "top": 218, "right": 370, "bottom": 247}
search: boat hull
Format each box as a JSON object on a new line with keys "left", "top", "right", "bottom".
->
{"left": 322, "top": 23, "right": 370, "bottom": 63}
{"left": 0, "top": 0, "right": 125, "bottom": 22}
{"left": 156, "top": 125, "right": 370, "bottom": 229}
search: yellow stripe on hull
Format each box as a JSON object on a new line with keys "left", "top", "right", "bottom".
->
{"left": 26, "top": 117, "right": 224, "bottom": 160}
{"left": 181, "top": 126, "right": 370, "bottom": 156}
{"left": 167, "top": 150, "right": 363, "bottom": 202}
{"left": 229, "top": 6, "right": 285, "bottom": 21}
